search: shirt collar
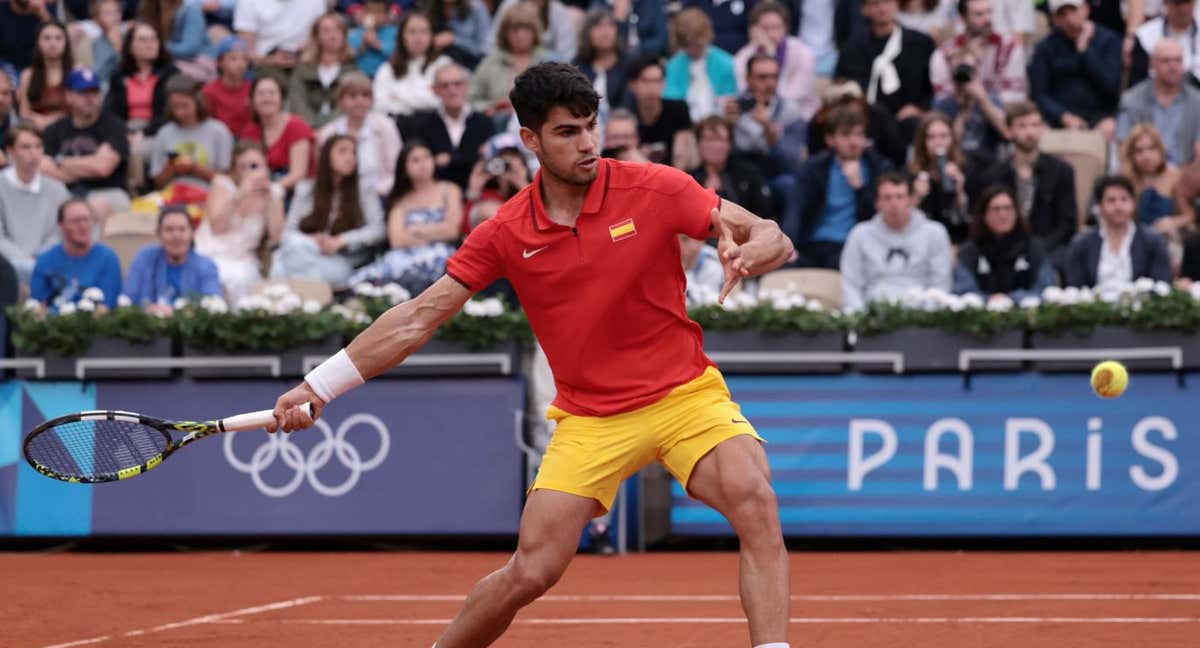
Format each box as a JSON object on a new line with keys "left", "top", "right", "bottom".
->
{"left": 529, "top": 157, "right": 611, "bottom": 232}
{"left": 3, "top": 165, "right": 41, "bottom": 193}
{"left": 438, "top": 104, "right": 471, "bottom": 123}
{"left": 1100, "top": 221, "right": 1137, "bottom": 251}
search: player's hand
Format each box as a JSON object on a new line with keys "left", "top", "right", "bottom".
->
{"left": 268, "top": 382, "right": 326, "bottom": 434}
{"left": 716, "top": 208, "right": 748, "bottom": 303}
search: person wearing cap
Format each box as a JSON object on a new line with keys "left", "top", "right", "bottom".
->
{"left": 405, "top": 62, "right": 495, "bottom": 191}
{"left": 1127, "top": 0, "right": 1200, "bottom": 87}
{"left": 203, "top": 36, "right": 253, "bottom": 136}
{"left": 39, "top": 69, "right": 131, "bottom": 226}
{"left": 1027, "top": 0, "right": 1122, "bottom": 140}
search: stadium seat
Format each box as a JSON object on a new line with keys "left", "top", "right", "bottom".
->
{"left": 102, "top": 206, "right": 157, "bottom": 236}
{"left": 759, "top": 268, "right": 843, "bottom": 310}
{"left": 250, "top": 278, "right": 334, "bottom": 307}
{"left": 1039, "top": 129, "right": 1107, "bottom": 228}
{"left": 101, "top": 232, "right": 158, "bottom": 276}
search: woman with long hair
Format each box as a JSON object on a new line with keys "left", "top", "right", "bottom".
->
{"left": 663, "top": 8, "right": 737, "bottom": 122}
{"left": 372, "top": 11, "right": 451, "bottom": 117}
{"left": 239, "top": 76, "right": 314, "bottom": 191}
{"left": 270, "top": 135, "right": 385, "bottom": 286}
{"left": 150, "top": 76, "right": 234, "bottom": 190}
{"left": 197, "top": 142, "right": 287, "bottom": 299}
{"left": 103, "top": 20, "right": 181, "bottom": 137}
{"left": 423, "top": 0, "right": 493, "bottom": 69}
{"left": 317, "top": 71, "right": 402, "bottom": 200}
{"left": 487, "top": 0, "right": 577, "bottom": 61}
{"left": 954, "top": 185, "right": 1056, "bottom": 302}
{"left": 1120, "top": 124, "right": 1187, "bottom": 234}
{"left": 139, "top": 0, "right": 208, "bottom": 75}
{"left": 469, "top": 1, "right": 549, "bottom": 117}
{"left": 288, "top": 12, "right": 356, "bottom": 129}
{"left": 572, "top": 10, "right": 629, "bottom": 113}
{"left": 17, "top": 21, "right": 73, "bottom": 131}
{"left": 347, "top": 141, "right": 463, "bottom": 293}
{"left": 910, "top": 111, "right": 970, "bottom": 243}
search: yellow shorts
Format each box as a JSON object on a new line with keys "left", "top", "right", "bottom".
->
{"left": 532, "top": 366, "right": 764, "bottom": 514}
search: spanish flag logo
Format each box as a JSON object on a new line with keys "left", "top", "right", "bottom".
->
{"left": 609, "top": 218, "right": 637, "bottom": 242}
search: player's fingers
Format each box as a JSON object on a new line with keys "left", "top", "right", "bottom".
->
{"left": 718, "top": 274, "right": 740, "bottom": 303}
{"left": 723, "top": 245, "right": 742, "bottom": 261}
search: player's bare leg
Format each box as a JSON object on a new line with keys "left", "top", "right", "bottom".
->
{"left": 687, "top": 435, "right": 789, "bottom": 645}
{"left": 434, "top": 489, "right": 597, "bottom": 648}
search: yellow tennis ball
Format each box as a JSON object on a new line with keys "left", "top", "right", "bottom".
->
{"left": 1091, "top": 360, "right": 1128, "bottom": 399}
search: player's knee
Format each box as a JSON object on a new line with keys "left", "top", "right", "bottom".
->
{"left": 507, "top": 555, "right": 565, "bottom": 603}
{"left": 726, "top": 475, "right": 780, "bottom": 531}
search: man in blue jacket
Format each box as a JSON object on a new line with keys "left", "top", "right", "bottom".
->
{"left": 122, "top": 206, "right": 223, "bottom": 313}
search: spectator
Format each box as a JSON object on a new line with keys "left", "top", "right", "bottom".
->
{"left": 17, "top": 21, "right": 72, "bottom": 132}
{"left": 190, "top": 0, "right": 235, "bottom": 28}
{"left": 270, "top": 135, "right": 385, "bottom": 286}
{"left": 488, "top": 0, "right": 578, "bottom": 62}
{"left": 834, "top": 0, "right": 936, "bottom": 138}
{"left": 240, "top": 76, "right": 314, "bottom": 192}
{"left": 728, "top": 53, "right": 806, "bottom": 194}
{"left": 589, "top": 0, "right": 668, "bottom": 57}
{"left": 424, "top": 0, "right": 493, "bottom": 69}
{"left": 625, "top": 54, "right": 695, "bottom": 167}
{"left": 104, "top": 21, "right": 181, "bottom": 138}
{"left": 150, "top": 76, "right": 234, "bottom": 190}
{"left": 680, "top": 233, "right": 724, "bottom": 304}
{"left": 405, "top": 63, "right": 495, "bottom": 189}
{"left": 373, "top": 11, "right": 451, "bottom": 118}
{"left": 1128, "top": 0, "right": 1199, "bottom": 88}
{"left": 0, "top": 123, "right": 69, "bottom": 282}
{"left": 40, "top": 69, "right": 131, "bottom": 224}
{"left": 90, "top": 0, "right": 125, "bottom": 85}
{"left": 464, "top": 145, "right": 531, "bottom": 230}
{"left": 840, "top": 171, "right": 954, "bottom": 311}
{"left": 30, "top": 198, "right": 122, "bottom": 310}
{"left": 807, "top": 81, "right": 907, "bottom": 167}
{"left": 234, "top": 0, "right": 327, "bottom": 83}
{"left": 784, "top": 105, "right": 892, "bottom": 268}
{"left": 732, "top": 1, "right": 819, "bottom": 119}
{"left": 319, "top": 72, "right": 402, "bottom": 200}
{"left": 992, "top": 0, "right": 1035, "bottom": 46}
{"left": 954, "top": 185, "right": 1056, "bottom": 303}
{"left": 802, "top": 0, "right": 841, "bottom": 74}
{"left": 910, "top": 112, "right": 971, "bottom": 243}
{"left": 688, "top": 116, "right": 774, "bottom": 220}
{"left": 898, "top": 0, "right": 956, "bottom": 42}
{"left": 972, "top": 101, "right": 1078, "bottom": 266}
{"left": 349, "top": 0, "right": 398, "bottom": 77}
{"left": 1027, "top": 0, "right": 1121, "bottom": 140}
{"left": 680, "top": 0, "right": 754, "bottom": 55}
{"left": 1064, "top": 175, "right": 1173, "bottom": 289}
{"left": 203, "top": 36, "right": 253, "bottom": 137}
{"left": 140, "top": 0, "right": 209, "bottom": 73}
{"left": 287, "top": 12, "right": 357, "bottom": 130}
{"left": 347, "top": 141, "right": 462, "bottom": 292}
{"left": 1120, "top": 124, "right": 1189, "bottom": 240}
{"left": 197, "top": 141, "right": 286, "bottom": 300}
{"left": 470, "top": 2, "right": 550, "bottom": 118}
{"left": 0, "top": 0, "right": 54, "bottom": 74}
{"left": 122, "top": 206, "right": 223, "bottom": 312}
{"left": 0, "top": 73, "right": 14, "bottom": 167}
{"left": 601, "top": 106, "right": 643, "bottom": 157}
{"left": 1180, "top": 229, "right": 1200, "bottom": 285}
{"left": 573, "top": 10, "right": 630, "bottom": 114}
{"left": 1117, "top": 39, "right": 1200, "bottom": 167}
{"left": 664, "top": 8, "right": 737, "bottom": 122}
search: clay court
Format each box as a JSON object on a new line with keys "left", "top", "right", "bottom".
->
{"left": 7, "top": 550, "right": 1200, "bottom": 647}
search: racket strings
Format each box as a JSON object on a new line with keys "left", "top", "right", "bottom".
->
{"left": 26, "top": 419, "right": 168, "bottom": 480}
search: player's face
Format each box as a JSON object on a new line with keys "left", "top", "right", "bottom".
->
{"left": 525, "top": 107, "right": 600, "bottom": 186}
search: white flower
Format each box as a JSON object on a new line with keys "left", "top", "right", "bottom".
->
{"left": 1019, "top": 296, "right": 1040, "bottom": 309}
{"left": 116, "top": 294, "right": 133, "bottom": 308}
{"left": 1061, "top": 287, "right": 1081, "bottom": 305}
{"left": 235, "top": 295, "right": 271, "bottom": 312}
{"left": 986, "top": 294, "right": 1014, "bottom": 312}
{"left": 77, "top": 298, "right": 96, "bottom": 312}
{"left": 1099, "top": 288, "right": 1121, "bottom": 303}
{"left": 480, "top": 297, "right": 504, "bottom": 317}
{"left": 961, "top": 293, "right": 985, "bottom": 309}
{"left": 355, "top": 312, "right": 372, "bottom": 324}
{"left": 1134, "top": 277, "right": 1155, "bottom": 293}
{"left": 900, "top": 288, "right": 923, "bottom": 309}
{"left": 1191, "top": 283, "right": 1200, "bottom": 301}
{"left": 23, "top": 298, "right": 41, "bottom": 311}
{"left": 58, "top": 302, "right": 77, "bottom": 316}
{"left": 1042, "top": 286, "right": 1065, "bottom": 303}
{"left": 1153, "top": 280, "right": 1172, "bottom": 297}
{"left": 947, "top": 295, "right": 966, "bottom": 312}
{"left": 381, "top": 283, "right": 411, "bottom": 304}
{"left": 264, "top": 282, "right": 292, "bottom": 299}
{"left": 173, "top": 297, "right": 190, "bottom": 310}
{"left": 1132, "top": 300, "right": 1144, "bottom": 312}
{"left": 805, "top": 300, "right": 824, "bottom": 312}
{"left": 276, "top": 294, "right": 302, "bottom": 313}
{"left": 200, "top": 296, "right": 229, "bottom": 313}
{"left": 82, "top": 287, "right": 105, "bottom": 302}
{"left": 462, "top": 300, "right": 487, "bottom": 317}
{"left": 331, "top": 304, "right": 356, "bottom": 319}
{"left": 1078, "top": 286, "right": 1095, "bottom": 303}
{"left": 302, "top": 299, "right": 322, "bottom": 314}
{"left": 352, "top": 282, "right": 383, "bottom": 298}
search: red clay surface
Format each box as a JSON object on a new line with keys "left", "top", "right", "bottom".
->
{"left": 5, "top": 551, "right": 1200, "bottom": 647}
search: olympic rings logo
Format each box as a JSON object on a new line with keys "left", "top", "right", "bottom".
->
{"left": 223, "top": 414, "right": 390, "bottom": 497}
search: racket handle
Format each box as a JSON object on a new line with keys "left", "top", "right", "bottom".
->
{"left": 220, "top": 402, "right": 314, "bottom": 432}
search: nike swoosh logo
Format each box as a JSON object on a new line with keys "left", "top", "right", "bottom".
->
{"left": 523, "top": 246, "right": 550, "bottom": 259}
{"left": 732, "top": 419, "right": 747, "bottom": 424}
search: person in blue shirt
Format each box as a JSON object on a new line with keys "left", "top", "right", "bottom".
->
{"left": 30, "top": 198, "right": 123, "bottom": 310}
{"left": 348, "top": 0, "right": 399, "bottom": 77}
{"left": 122, "top": 205, "right": 223, "bottom": 313}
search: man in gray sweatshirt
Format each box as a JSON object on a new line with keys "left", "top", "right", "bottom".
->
{"left": 0, "top": 123, "right": 69, "bottom": 282}
{"left": 840, "top": 171, "right": 953, "bottom": 311}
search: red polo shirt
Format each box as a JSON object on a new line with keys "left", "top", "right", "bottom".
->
{"left": 446, "top": 159, "right": 720, "bottom": 417}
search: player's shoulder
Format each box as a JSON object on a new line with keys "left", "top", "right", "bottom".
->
{"left": 479, "top": 185, "right": 535, "bottom": 234}
{"left": 605, "top": 159, "right": 698, "bottom": 197}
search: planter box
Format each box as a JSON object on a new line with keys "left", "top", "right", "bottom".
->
{"left": 181, "top": 344, "right": 280, "bottom": 379}
{"left": 280, "top": 336, "right": 342, "bottom": 378}
{"left": 375, "top": 337, "right": 522, "bottom": 377}
{"left": 14, "top": 348, "right": 77, "bottom": 380}
{"left": 703, "top": 330, "right": 846, "bottom": 374}
{"left": 854, "top": 327, "right": 1026, "bottom": 373}
{"left": 78, "top": 337, "right": 174, "bottom": 379}
{"left": 1030, "top": 326, "right": 1200, "bottom": 372}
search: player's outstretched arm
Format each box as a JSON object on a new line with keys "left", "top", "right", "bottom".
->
{"left": 269, "top": 276, "right": 473, "bottom": 432}
{"left": 711, "top": 200, "right": 795, "bottom": 302}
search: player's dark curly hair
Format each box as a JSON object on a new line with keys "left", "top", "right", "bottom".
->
{"left": 510, "top": 62, "right": 600, "bottom": 134}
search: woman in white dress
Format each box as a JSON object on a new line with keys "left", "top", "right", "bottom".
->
{"left": 195, "top": 142, "right": 286, "bottom": 300}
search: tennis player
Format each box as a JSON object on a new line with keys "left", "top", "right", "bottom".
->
{"left": 270, "top": 62, "right": 794, "bottom": 648}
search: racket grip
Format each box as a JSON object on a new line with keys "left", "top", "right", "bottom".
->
{"left": 221, "top": 402, "right": 314, "bottom": 432}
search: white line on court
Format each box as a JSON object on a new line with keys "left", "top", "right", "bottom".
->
{"left": 284, "top": 616, "right": 1200, "bottom": 625}
{"left": 41, "top": 637, "right": 112, "bottom": 648}
{"left": 340, "top": 593, "right": 1200, "bottom": 603}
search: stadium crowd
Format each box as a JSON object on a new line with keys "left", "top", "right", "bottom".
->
{"left": 4, "top": 0, "right": 1200, "bottom": 314}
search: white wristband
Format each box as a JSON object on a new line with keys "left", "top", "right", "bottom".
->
{"left": 304, "top": 349, "right": 365, "bottom": 403}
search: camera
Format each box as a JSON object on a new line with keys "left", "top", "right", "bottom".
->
{"left": 952, "top": 63, "right": 975, "bottom": 85}
{"left": 485, "top": 156, "right": 509, "bottom": 176}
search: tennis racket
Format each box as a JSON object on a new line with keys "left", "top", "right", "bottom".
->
{"left": 23, "top": 403, "right": 313, "bottom": 484}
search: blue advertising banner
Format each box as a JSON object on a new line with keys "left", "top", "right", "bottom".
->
{"left": 672, "top": 373, "right": 1200, "bottom": 536}
{"left": 0, "top": 378, "right": 526, "bottom": 536}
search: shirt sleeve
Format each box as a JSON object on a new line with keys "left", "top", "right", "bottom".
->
{"left": 445, "top": 215, "right": 505, "bottom": 292}
{"left": 648, "top": 164, "right": 720, "bottom": 240}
